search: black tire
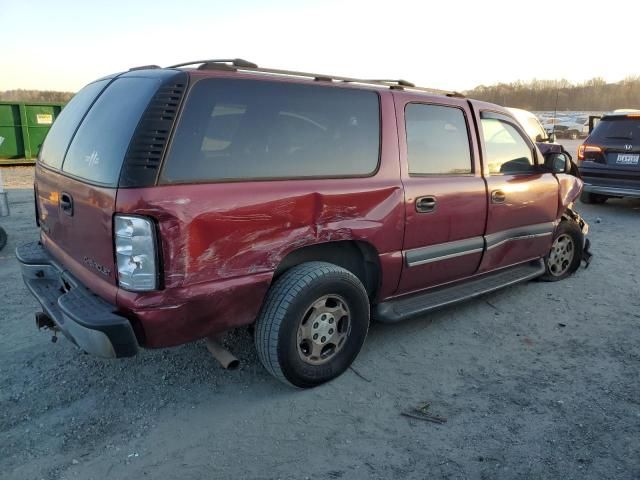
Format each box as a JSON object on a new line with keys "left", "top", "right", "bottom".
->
{"left": 539, "top": 220, "right": 583, "bottom": 282}
{"left": 0, "top": 227, "right": 6, "bottom": 252}
{"left": 580, "top": 191, "right": 607, "bottom": 204}
{"left": 255, "top": 262, "right": 370, "bottom": 388}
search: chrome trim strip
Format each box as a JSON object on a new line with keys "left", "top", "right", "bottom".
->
{"left": 405, "top": 236, "right": 484, "bottom": 267}
{"left": 405, "top": 222, "right": 556, "bottom": 268}
{"left": 486, "top": 232, "right": 552, "bottom": 250}
{"left": 485, "top": 222, "right": 555, "bottom": 251}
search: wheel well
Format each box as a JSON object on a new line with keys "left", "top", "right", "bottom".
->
{"left": 274, "top": 241, "right": 381, "bottom": 297}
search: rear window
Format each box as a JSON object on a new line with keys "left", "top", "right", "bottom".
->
{"left": 590, "top": 117, "right": 640, "bottom": 141}
{"left": 39, "top": 80, "right": 109, "bottom": 169}
{"left": 161, "top": 79, "right": 380, "bottom": 183}
{"left": 62, "top": 77, "right": 161, "bottom": 185}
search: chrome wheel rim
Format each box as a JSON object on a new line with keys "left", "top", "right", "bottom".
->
{"left": 297, "top": 294, "right": 351, "bottom": 365}
{"left": 548, "top": 234, "right": 575, "bottom": 276}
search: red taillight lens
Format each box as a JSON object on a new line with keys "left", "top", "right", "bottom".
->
{"left": 578, "top": 145, "right": 602, "bottom": 162}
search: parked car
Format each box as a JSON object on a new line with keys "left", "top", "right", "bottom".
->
{"left": 578, "top": 112, "right": 640, "bottom": 203}
{"left": 506, "top": 107, "right": 555, "bottom": 143}
{"left": 16, "top": 59, "right": 590, "bottom": 387}
{"left": 557, "top": 117, "right": 590, "bottom": 140}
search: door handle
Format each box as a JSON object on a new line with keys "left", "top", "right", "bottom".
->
{"left": 59, "top": 192, "right": 74, "bottom": 216}
{"left": 415, "top": 195, "right": 437, "bottom": 213}
{"left": 491, "top": 190, "right": 506, "bottom": 204}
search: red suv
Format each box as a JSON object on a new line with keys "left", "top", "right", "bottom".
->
{"left": 17, "top": 59, "right": 589, "bottom": 387}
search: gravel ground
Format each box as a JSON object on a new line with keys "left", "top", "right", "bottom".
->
{"left": 1, "top": 156, "right": 639, "bottom": 480}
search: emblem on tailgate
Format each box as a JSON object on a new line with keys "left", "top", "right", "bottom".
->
{"left": 83, "top": 256, "right": 111, "bottom": 276}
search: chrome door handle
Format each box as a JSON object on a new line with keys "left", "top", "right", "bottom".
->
{"left": 491, "top": 190, "right": 506, "bottom": 204}
{"left": 416, "top": 196, "right": 437, "bottom": 213}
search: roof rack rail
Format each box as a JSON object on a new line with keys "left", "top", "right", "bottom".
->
{"left": 165, "top": 60, "right": 463, "bottom": 97}
{"left": 128, "top": 64, "right": 161, "bottom": 71}
{"left": 362, "top": 79, "right": 416, "bottom": 88}
{"left": 167, "top": 58, "right": 258, "bottom": 69}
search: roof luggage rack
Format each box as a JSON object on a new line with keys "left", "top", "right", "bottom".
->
{"left": 165, "top": 59, "right": 464, "bottom": 98}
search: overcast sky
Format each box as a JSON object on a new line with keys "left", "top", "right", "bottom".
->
{"left": 3, "top": 0, "right": 638, "bottom": 92}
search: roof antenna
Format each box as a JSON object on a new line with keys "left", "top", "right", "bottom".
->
{"left": 552, "top": 88, "right": 559, "bottom": 140}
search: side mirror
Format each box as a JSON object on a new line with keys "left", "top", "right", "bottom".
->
{"left": 544, "top": 152, "right": 570, "bottom": 174}
{"left": 536, "top": 133, "right": 556, "bottom": 143}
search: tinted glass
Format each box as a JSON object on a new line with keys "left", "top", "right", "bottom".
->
{"left": 39, "top": 80, "right": 109, "bottom": 169}
{"left": 405, "top": 104, "right": 472, "bottom": 174}
{"left": 162, "top": 79, "right": 380, "bottom": 182}
{"left": 590, "top": 118, "right": 640, "bottom": 141}
{"left": 481, "top": 118, "right": 534, "bottom": 174}
{"left": 63, "top": 77, "right": 161, "bottom": 185}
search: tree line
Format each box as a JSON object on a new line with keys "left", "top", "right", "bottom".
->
{"left": 2, "top": 77, "right": 640, "bottom": 111}
{"left": 465, "top": 77, "right": 640, "bottom": 111}
{"left": 0, "top": 89, "right": 74, "bottom": 103}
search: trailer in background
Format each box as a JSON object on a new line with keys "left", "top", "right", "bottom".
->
{"left": 0, "top": 101, "right": 64, "bottom": 165}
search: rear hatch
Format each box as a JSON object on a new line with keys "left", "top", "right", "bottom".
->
{"left": 35, "top": 69, "right": 185, "bottom": 303}
{"left": 585, "top": 116, "right": 640, "bottom": 168}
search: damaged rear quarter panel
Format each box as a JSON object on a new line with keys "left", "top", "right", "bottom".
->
{"left": 117, "top": 179, "right": 405, "bottom": 288}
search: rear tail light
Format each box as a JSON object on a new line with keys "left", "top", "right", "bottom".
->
{"left": 577, "top": 144, "right": 602, "bottom": 162}
{"left": 114, "top": 215, "right": 158, "bottom": 291}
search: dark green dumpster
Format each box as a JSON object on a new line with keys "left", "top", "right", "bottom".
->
{"left": 0, "top": 102, "right": 64, "bottom": 164}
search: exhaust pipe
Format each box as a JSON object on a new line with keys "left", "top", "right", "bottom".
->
{"left": 205, "top": 336, "right": 239, "bottom": 370}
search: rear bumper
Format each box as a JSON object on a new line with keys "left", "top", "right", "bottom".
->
{"left": 16, "top": 242, "right": 138, "bottom": 358}
{"left": 582, "top": 183, "right": 640, "bottom": 198}
{"left": 579, "top": 163, "right": 640, "bottom": 198}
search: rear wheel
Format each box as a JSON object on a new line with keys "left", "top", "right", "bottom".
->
{"left": 255, "top": 262, "right": 370, "bottom": 388}
{"left": 540, "top": 221, "right": 583, "bottom": 282}
{"left": 580, "top": 191, "right": 608, "bottom": 204}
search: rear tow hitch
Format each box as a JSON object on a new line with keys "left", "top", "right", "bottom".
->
{"left": 35, "top": 312, "right": 59, "bottom": 343}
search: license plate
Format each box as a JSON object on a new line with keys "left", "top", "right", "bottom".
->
{"left": 616, "top": 153, "right": 639, "bottom": 165}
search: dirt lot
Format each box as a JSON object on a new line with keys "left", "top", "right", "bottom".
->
{"left": 1, "top": 159, "right": 639, "bottom": 480}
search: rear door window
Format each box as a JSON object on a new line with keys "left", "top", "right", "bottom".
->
{"left": 161, "top": 79, "right": 380, "bottom": 183}
{"left": 62, "top": 77, "right": 162, "bottom": 185}
{"left": 481, "top": 118, "right": 535, "bottom": 174}
{"left": 405, "top": 103, "right": 472, "bottom": 175}
{"left": 38, "top": 80, "right": 109, "bottom": 169}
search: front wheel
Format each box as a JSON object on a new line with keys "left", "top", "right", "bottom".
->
{"left": 539, "top": 221, "right": 584, "bottom": 282}
{"left": 255, "top": 262, "right": 370, "bottom": 388}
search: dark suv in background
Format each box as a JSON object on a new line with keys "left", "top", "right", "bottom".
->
{"left": 578, "top": 112, "right": 640, "bottom": 203}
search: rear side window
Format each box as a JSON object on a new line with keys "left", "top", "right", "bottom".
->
{"left": 481, "top": 118, "right": 534, "bottom": 174}
{"left": 405, "top": 104, "right": 472, "bottom": 175}
{"left": 62, "top": 77, "right": 161, "bottom": 185}
{"left": 38, "top": 80, "right": 109, "bottom": 169}
{"left": 161, "top": 79, "right": 380, "bottom": 183}
{"left": 590, "top": 118, "right": 640, "bottom": 141}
